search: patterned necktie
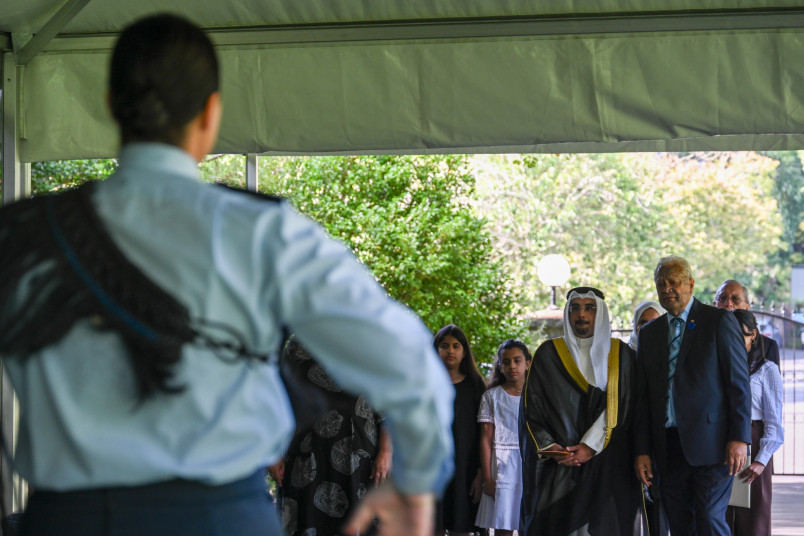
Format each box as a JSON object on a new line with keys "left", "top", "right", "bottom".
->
{"left": 667, "top": 317, "right": 684, "bottom": 384}
{"left": 665, "top": 317, "right": 684, "bottom": 426}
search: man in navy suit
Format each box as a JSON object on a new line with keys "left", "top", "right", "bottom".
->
{"left": 713, "top": 279, "right": 781, "bottom": 367}
{"left": 634, "top": 256, "right": 751, "bottom": 536}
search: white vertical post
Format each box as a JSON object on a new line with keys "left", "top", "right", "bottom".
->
{"left": 246, "top": 153, "right": 258, "bottom": 192}
{"left": 1, "top": 50, "right": 30, "bottom": 516}
{"left": 2, "top": 51, "right": 31, "bottom": 205}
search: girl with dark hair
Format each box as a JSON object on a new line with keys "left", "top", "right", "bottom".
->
{"left": 486, "top": 339, "right": 531, "bottom": 389}
{"left": 727, "top": 310, "right": 784, "bottom": 536}
{"left": 433, "top": 324, "right": 486, "bottom": 536}
{"left": 476, "top": 339, "right": 531, "bottom": 536}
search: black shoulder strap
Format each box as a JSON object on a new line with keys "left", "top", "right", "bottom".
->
{"left": 0, "top": 183, "right": 281, "bottom": 398}
{"left": 214, "top": 183, "right": 284, "bottom": 203}
{"left": 0, "top": 183, "right": 197, "bottom": 398}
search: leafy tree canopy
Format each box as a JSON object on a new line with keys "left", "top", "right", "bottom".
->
{"left": 473, "top": 152, "right": 783, "bottom": 327}
{"left": 31, "top": 159, "right": 117, "bottom": 194}
{"left": 258, "top": 155, "right": 525, "bottom": 365}
{"left": 21, "top": 150, "right": 795, "bottom": 359}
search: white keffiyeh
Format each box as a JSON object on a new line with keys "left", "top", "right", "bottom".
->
{"left": 563, "top": 289, "right": 611, "bottom": 390}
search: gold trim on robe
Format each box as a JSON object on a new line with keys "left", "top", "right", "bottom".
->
{"left": 523, "top": 337, "right": 621, "bottom": 452}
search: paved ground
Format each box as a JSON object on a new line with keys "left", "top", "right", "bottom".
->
{"left": 773, "top": 475, "right": 804, "bottom": 536}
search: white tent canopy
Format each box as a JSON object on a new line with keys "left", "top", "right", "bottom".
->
{"left": 4, "top": 1, "right": 804, "bottom": 168}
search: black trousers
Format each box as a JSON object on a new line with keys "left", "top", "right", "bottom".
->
{"left": 20, "top": 470, "right": 280, "bottom": 536}
{"left": 660, "top": 427, "right": 733, "bottom": 536}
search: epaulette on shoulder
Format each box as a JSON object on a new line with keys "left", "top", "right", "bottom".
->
{"left": 214, "top": 183, "right": 284, "bottom": 203}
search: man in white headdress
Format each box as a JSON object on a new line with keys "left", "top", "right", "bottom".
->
{"left": 520, "top": 287, "right": 640, "bottom": 536}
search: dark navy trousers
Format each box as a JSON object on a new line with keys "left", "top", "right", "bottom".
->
{"left": 660, "top": 427, "right": 733, "bottom": 536}
{"left": 20, "top": 470, "right": 280, "bottom": 536}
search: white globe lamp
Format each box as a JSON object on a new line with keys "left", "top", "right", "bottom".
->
{"left": 537, "top": 254, "right": 571, "bottom": 309}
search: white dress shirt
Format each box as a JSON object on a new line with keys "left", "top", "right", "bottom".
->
{"left": 751, "top": 361, "right": 784, "bottom": 466}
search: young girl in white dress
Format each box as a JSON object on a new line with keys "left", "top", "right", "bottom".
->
{"left": 476, "top": 339, "right": 532, "bottom": 535}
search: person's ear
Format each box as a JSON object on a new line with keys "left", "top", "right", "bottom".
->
{"left": 200, "top": 91, "right": 222, "bottom": 131}
{"left": 195, "top": 91, "right": 222, "bottom": 158}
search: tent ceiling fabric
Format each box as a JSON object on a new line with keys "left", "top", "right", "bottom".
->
{"left": 3, "top": 1, "right": 804, "bottom": 160}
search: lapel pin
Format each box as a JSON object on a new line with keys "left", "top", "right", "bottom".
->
{"left": 687, "top": 319, "right": 696, "bottom": 330}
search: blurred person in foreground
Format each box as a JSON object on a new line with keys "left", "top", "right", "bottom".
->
{"left": 0, "top": 13, "right": 453, "bottom": 536}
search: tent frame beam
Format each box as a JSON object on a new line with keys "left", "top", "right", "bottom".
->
{"left": 16, "top": 0, "right": 93, "bottom": 65}
{"left": 37, "top": 7, "right": 804, "bottom": 53}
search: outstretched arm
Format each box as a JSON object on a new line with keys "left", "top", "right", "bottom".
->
{"left": 272, "top": 205, "right": 455, "bottom": 497}
{"left": 717, "top": 312, "right": 751, "bottom": 474}
{"left": 345, "top": 484, "right": 434, "bottom": 536}
{"left": 633, "top": 330, "right": 656, "bottom": 486}
{"left": 372, "top": 426, "right": 393, "bottom": 486}
{"left": 479, "top": 422, "right": 495, "bottom": 497}
{"left": 634, "top": 455, "right": 654, "bottom": 487}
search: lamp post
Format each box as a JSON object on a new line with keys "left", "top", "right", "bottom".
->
{"left": 537, "top": 254, "right": 571, "bottom": 309}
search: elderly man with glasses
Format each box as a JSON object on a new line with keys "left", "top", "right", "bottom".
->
{"left": 714, "top": 279, "right": 780, "bottom": 366}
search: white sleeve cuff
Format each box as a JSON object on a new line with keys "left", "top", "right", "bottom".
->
{"left": 580, "top": 412, "right": 607, "bottom": 454}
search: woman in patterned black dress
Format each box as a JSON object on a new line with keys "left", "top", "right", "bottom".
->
{"left": 273, "top": 339, "right": 392, "bottom": 536}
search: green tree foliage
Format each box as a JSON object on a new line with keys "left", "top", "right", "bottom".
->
{"left": 761, "top": 151, "right": 804, "bottom": 306}
{"left": 474, "top": 152, "right": 783, "bottom": 327}
{"left": 199, "top": 154, "right": 247, "bottom": 187}
{"left": 648, "top": 152, "right": 783, "bottom": 307}
{"left": 258, "top": 155, "right": 525, "bottom": 365}
{"left": 31, "top": 159, "right": 117, "bottom": 194}
{"left": 21, "top": 150, "right": 796, "bottom": 354}
{"left": 765, "top": 151, "right": 804, "bottom": 258}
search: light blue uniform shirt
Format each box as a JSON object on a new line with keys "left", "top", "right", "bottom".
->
{"left": 5, "top": 143, "right": 454, "bottom": 495}
{"left": 666, "top": 297, "right": 693, "bottom": 428}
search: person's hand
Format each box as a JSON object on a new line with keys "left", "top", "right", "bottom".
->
{"left": 372, "top": 449, "right": 392, "bottom": 486}
{"left": 267, "top": 460, "right": 285, "bottom": 485}
{"left": 482, "top": 478, "right": 496, "bottom": 499}
{"left": 738, "top": 461, "right": 765, "bottom": 484}
{"left": 634, "top": 455, "right": 653, "bottom": 487}
{"left": 470, "top": 471, "right": 483, "bottom": 504}
{"left": 567, "top": 443, "right": 597, "bottom": 464}
{"left": 562, "top": 443, "right": 595, "bottom": 466}
{"left": 344, "top": 483, "right": 434, "bottom": 536}
{"left": 725, "top": 441, "right": 749, "bottom": 476}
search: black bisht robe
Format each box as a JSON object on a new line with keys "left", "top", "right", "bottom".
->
{"left": 519, "top": 338, "right": 640, "bottom": 536}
